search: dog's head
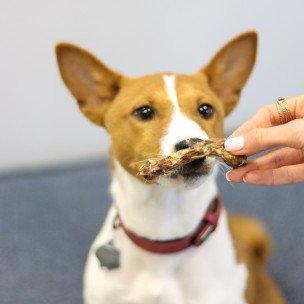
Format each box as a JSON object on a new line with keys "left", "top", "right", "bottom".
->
{"left": 56, "top": 31, "right": 257, "bottom": 189}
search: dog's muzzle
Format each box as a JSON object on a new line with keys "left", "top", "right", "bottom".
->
{"left": 172, "top": 138, "right": 210, "bottom": 178}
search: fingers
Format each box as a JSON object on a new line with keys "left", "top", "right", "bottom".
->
{"left": 243, "top": 164, "right": 304, "bottom": 185}
{"left": 227, "top": 147, "right": 304, "bottom": 183}
{"left": 225, "top": 94, "right": 304, "bottom": 185}
{"left": 229, "top": 94, "right": 304, "bottom": 138}
{"left": 225, "top": 118, "right": 304, "bottom": 156}
{"left": 230, "top": 105, "right": 277, "bottom": 138}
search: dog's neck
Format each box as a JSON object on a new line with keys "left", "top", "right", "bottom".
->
{"left": 110, "top": 160, "right": 219, "bottom": 241}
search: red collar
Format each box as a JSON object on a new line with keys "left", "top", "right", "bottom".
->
{"left": 115, "top": 195, "right": 222, "bottom": 254}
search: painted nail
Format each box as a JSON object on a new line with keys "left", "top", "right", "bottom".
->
{"left": 226, "top": 171, "right": 231, "bottom": 181}
{"left": 224, "top": 136, "right": 244, "bottom": 152}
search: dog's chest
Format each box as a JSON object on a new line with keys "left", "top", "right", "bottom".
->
{"left": 84, "top": 208, "right": 248, "bottom": 304}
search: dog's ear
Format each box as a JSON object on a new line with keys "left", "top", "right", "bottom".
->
{"left": 202, "top": 31, "right": 257, "bottom": 116}
{"left": 56, "top": 43, "right": 122, "bottom": 126}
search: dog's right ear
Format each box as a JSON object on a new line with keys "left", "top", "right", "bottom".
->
{"left": 202, "top": 31, "right": 257, "bottom": 117}
{"left": 55, "top": 43, "right": 122, "bottom": 126}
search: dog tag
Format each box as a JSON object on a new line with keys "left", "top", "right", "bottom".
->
{"left": 95, "top": 242, "right": 120, "bottom": 270}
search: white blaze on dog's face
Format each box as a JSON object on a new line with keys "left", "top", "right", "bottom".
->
{"left": 55, "top": 31, "right": 257, "bottom": 188}
{"left": 158, "top": 74, "right": 218, "bottom": 189}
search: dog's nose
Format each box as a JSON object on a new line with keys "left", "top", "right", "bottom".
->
{"left": 175, "top": 138, "right": 203, "bottom": 152}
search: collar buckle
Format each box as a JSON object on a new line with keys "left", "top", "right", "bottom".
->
{"left": 193, "top": 198, "right": 220, "bottom": 246}
{"left": 112, "top": 212, "right": 121, "bottom": 229}
{"left": 193, "top": 223, "right": 216, "bottom": 246}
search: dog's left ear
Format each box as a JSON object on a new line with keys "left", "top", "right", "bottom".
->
{"left": 202, "top": 31, "right": 257, "bottom": 116}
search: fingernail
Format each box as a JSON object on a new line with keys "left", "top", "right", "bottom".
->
{"left": 243, "top": 176, "right": 247, "bottom": 183}
{"left": 226, "top": 171, "right": 231, "bottom": 181}
{"left": 225, "top": 136, "right": 244, "bottom": 152}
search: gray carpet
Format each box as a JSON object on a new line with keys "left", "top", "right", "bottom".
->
{"left": 1, "top": 161, "right": 303, "bottom": 304}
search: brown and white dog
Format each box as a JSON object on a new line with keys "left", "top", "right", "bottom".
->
{"left": 56, "top": 31, "right": 285, "bottom": 304}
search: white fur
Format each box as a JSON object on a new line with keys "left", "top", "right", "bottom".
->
{"left": 84, "top": 192, "right": 248, "bottom": 303}
{"left": 160, "top": 75, "right": 216, "bottom": 190}
{"left": 161, "top": 75, "right": 209, "bottom": 155}
{"left": 83, "top": 74, "right": 248, "bottom": 303}
{"left": 111, "top": 159, "right": 218, "bottom": 240}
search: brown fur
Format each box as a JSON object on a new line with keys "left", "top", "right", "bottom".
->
{"left": 229, "top": 216, "right": 285, "bottom": 303}
{"left": 56, "top": 31, "right": 285, "bottom": 303}
{"left": 56, "top": 32, "right": 256, "bottom": 181}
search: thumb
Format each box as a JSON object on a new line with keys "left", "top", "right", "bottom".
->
{"left": 225, "top": 119, "right": 304, "bottom": 156}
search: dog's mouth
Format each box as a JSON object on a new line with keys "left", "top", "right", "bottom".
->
{"left": 156, "top": 138, "right": 218, "bottom": 188}
{"left": 168, "top": 157, "right": 212, "bottom": 180}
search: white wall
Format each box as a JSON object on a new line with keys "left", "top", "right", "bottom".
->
{"left": 1, "top": 0, "right": 304, "bottom": 172}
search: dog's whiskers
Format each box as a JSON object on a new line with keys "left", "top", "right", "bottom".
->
{"left": 129, "top": 155, "right": 163, "bottom": 169}
{"left": 217, "top": 160, "right": 230, "bottom": 171}
{"left": 216, "top": 161, "right": 236, "bottom": 188}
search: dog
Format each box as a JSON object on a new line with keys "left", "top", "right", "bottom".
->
{"left": 56, "top": 31, "right": 285, "bottom": 304}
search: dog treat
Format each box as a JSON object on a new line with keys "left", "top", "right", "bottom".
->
{"left": 138, "top": 138, "right": 247, "bottom": 180}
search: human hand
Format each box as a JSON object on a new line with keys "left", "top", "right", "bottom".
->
{"left": 224, "top": 95, "right": 304, "bottom": 185}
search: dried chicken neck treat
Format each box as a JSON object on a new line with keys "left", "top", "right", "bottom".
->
{"left": 138, "top": 138, "right": 247, "bottom": 180}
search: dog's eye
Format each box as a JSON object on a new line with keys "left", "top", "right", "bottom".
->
{"left": 198, "top": 104, "right": 214, "bottom": 120}
{"left": 133, "top": 106, "right": 155, "bottom": 121}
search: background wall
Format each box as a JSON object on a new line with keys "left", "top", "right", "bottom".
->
{"left": 1, "top": 0, "right": 304, "bottom": 172}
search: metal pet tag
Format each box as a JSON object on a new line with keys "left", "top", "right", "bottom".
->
{"left": 95, "top": 242, "right": 120, "bottom": 270}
